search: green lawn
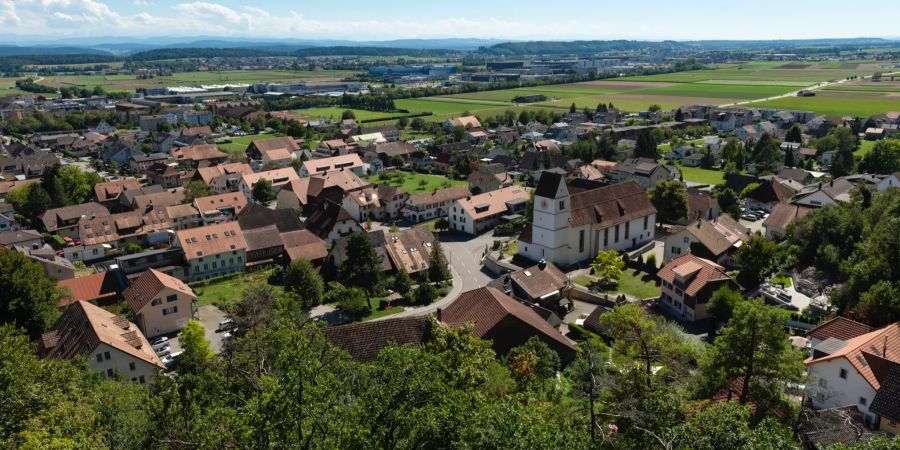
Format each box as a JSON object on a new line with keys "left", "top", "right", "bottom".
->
{"left": 673, "top": 163, "right": 726, "bottom": 185}
{"left": 573, "top": 269, "right": 661, "bottom": 299}
{"left": 216, "top": 132, "right": 286, "bottom": 155}
{"left": 289, "top": 107, "right": 402, "bottom": 122}
{"left": 366, "top": 171, "right": 467, "bottom": 195}
{"left": 855, "top": 140, "right": 877, "bottom": 157}
{"left": 747, "top": 92, "right": 900, "bottom": 117}
{"left": 363, "top": 301, "right": 406, "bottom": 321}
{"left": 193, "top": 270, "right": 281, "bottom": 312}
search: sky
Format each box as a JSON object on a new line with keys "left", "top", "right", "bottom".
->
{"left": 0, "top": 0, "right": 898, "bottom": 42}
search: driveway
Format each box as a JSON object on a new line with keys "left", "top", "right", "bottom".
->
{"left": 165, "top": 304, "right": 229, "bottom": 355}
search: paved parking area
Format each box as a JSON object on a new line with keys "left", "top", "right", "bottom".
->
{"left": 159, "top": 304, "right": 230, "bottom": 357}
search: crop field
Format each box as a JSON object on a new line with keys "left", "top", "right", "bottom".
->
{"left": 618, "top": 61, "right": 895, "bottom": 84}
{"left": 288, "top": 107, "right": 401, "bottom": 122}
{"left": 747, "top": 91, "right": 900, "bottom": 117}
{"left": 628, "top": 83, "right": 799, "bottom": 100}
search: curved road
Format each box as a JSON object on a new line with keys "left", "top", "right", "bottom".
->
{"left": 719, "top": 70, "right": 900, "bottom": 108}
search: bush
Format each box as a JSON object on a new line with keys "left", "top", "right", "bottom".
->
{"left": 645, "top": 254, "right": 658, "bottom": 275}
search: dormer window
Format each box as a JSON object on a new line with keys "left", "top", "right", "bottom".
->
{"left": 559, "top": 200, "right": 565, "bottom": 210}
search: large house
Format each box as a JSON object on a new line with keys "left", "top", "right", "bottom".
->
{"left": 806, "top": 319, "right": 900, "bottom": 432}
{"left": 39, "top": 301, "right": 165, "bottom": 385}
{"left": 246, "top": 136, "right": 302, "bottom": 161}
{"left": 299, "top": 154, "right": 364, "bottom": 177}
{"left": 276, "top": 169, "right": 368, "bottom": 211}
{"left": 170, "top": 144, "right": 228, "bottom": 168}
{"left": 331, "top": 227, "right": 437, "bottom": 276}
{"left": 518, "top": 172, "right": 656, "bottom": 267}
{"left": 663, "top": 216, "right": 748, "bottom": 266}
{"left": 403, "top": 185, "right": 470, "bottom": 223}
{"left": 124, "top": 269, "right": 197, "bottom": 339}
{"left": 40, "top": 203, "right": 111, "bottom": 238}
{"left": 763, "top": 203, "right": 814, "bottom": 241}
{"left": 340, "top": 184, "right": 408, "bottom": 222}
{"left": 448, "top": 185, "right": 530, "bottom": 235}
{"left": 609, "top": 158, "right": 679, "bottom": 189}
{"left": 175, "top": 222, "right": 248, "bottom": 281}
{"left": 657, "top": 253, "right": 739, "bottom": 322}
{"left": 239, "top": 168, "right": 300, "bottom": 201}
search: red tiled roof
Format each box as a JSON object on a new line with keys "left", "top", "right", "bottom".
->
{"left": 806, "top": 324, "right": 900, "bottom": 389}
{"left": 657, "top": 253, "right": 734, "bottom": 297}
{"left": 323, "top": 316, "right": 431, "bottom": 362}
{"left": 808, "top": 316, "right": 873, "bottom": 342}
{"left": 57, "top": 272, "right": 120, "bottom": 307}
{"left": 124, "top": 268, "right": 196, "bottom": 313}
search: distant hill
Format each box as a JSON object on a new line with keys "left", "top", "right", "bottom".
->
{"left": 293, "top": 46, "right": 456, "bottom": 57}
{"left": 479, "top": 40, "right": 687, "bottom": 56}
{"left": 0, "top": 45, "right": 113, "bottom": 57}
{"left": 129, "top": 47, "right": 282, "bottom": 61}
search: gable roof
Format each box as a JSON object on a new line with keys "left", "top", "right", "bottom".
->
{"left": 40, "top": 301, "right": 164, "bottom": 369}
{"left": 57, "top": 271, "right": 122, "bottom": 307}
{"left": 94, "top": 178, "right": 141, "bottom": 203}
{"left": 248, "top": 136, "right": 301, "bottom": 153}
{"left": 323, "top": 316, "right": 432, "bottom": 362}
{"left": 301, "top": 154, "right": 363, "bottom": 176}
{"left": 236, "top": 202, "right": 302, "bottom": 232}
{"left": 303, "top": 200, "right": 357, "bottom": 238}
{"left": 870, "top": 359, "right": 900, "bottom": 421}
{"left": 509, "top": 262, "right": 569, "bottom": 300}
{"left": 194, "top": 192, "right": 248, "bottom": 216}
{"left": 41, "top": 203, "right": 110, "bottom": 232}
{"left": 679, "top": 216, "right": 748, "bottom": 257}
{"left": 171, "top": 144, "right": 227, "bottom": 163}
{"left": 124, "top": 268, "right": 197, "bottom": 313}
{"left": 407, "top": 185, "right": 470, "bottom": 207}
{"left": 808, "top": 316, "right": 874, "bottom": 342}
{"left": 440, "top": 287, "right": 575, "bottom": 352}
{"left": 806, "top": 324, "right": 900, "bottom": 390}
{"left": 281, "top": 229, "right": 328, "bottom": 261}
{"left": 176, "top": 221, "right": 247, "bottom": 260}
{"left": 657, "top": 253, "right": 735, "bottom": 297}
{"left": 763, "top": 203, "right": 814, "bottom": 231}
{"left": 448, "top": 116, "right": 481, "bottom": 129}
{"left": 568, "top": 181, "right": 656, "bottom": 229}
{"left": 454, "top": 185, "right": 530, "bottom": 220}
{"left": 241, "top": 167, "right": 300, "bottom": 190}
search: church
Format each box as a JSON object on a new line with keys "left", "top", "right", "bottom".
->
{"left": 518, "top": 172, "right": 657, "bottom": 267}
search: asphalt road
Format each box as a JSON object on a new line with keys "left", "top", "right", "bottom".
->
{"left": 719, "top": 70, "right": 900, "bottom": 108}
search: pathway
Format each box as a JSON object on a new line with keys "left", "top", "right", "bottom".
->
{"left": 719, "top": 71, "right": 900, "bottom": 108}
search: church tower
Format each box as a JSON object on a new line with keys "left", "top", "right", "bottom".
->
{"left": 530, "top": 172, "right": 571, "bottom": 261}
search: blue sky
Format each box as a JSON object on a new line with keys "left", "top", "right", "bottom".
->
{"left": 1, "top": 0, "right": 898, "bottom": 41}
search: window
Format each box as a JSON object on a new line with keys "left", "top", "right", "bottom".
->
{"left": 683, "top": 236, "right": 690, "bottom": 244}
{"left": 579, "top": 230, "right": 585, "bottom": 253}
{"left": 859, "top": 397, "right": 867, "bottom": 406}
{"left": 614, "top": 225, "right": 620, "bottom": 242}
{"left": 839, "top": 368, "right": 847, "bottom": 379}
{"left": 151, "top": 298, "right": 161, "bottom": 306}
{"left": 139, "top": 375, "right": 146, "bottom": 384}
{"left": 604, "top": 229, "right": 608, "bottom": 246}
{"left": 129, "top": 362, "right": 136, "bottom": 371}
{"left": 104, "top": 351, "right": 110, "bottom": 360}
{"left": 559, "top": 200, "right": 565, "bottom": 210}
{"left": 96, "top": 353, "right": 103, "bottom": 363}
{"left": 625, "top": 222, "right": 630, "bottom": 239}
{"left": 106, "top": 369, "right": 114, "bottom": 378}
{"left": 167, "top": 294, "right": 177, "bottom": 303}
{"left": 643, "top": 216, "right": 648, "bottom": 230}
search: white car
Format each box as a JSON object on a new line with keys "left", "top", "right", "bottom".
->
{"left": 155, "top": 345, "right": 171, "bottom": 357}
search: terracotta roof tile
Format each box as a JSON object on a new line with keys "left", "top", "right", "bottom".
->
{"left": 657, "top": 253, "right": 734, "bottom": 297}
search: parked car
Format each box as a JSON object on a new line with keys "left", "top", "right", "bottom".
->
{"left": 741, "top": 212, "right": 759, "bottom": 221}
{"left": 150, "top": 337, "right": 169, "bottom": 351}
{"left": 155, "top": 345, "right": 171, "bottom": 358}
{"left": 216, "top": 318, "right": 235, "bottom": 332}
{"left": 162, "top": 351, "right": 184, "bottom": 369}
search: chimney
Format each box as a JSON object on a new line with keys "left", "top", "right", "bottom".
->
{"left": 538, "top": 258, "right": 547, "bottom": 270}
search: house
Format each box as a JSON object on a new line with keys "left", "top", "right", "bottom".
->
{"left": 195, "top": 162, "right": 254, "bottom": 194}
{"left": 139, "top": 113, "right": 178, "bottom": 131}
{"left": 129, "top": 153, "right": 169, "bottom": 172}
{"left": 359, "top": 125, "right": 400, "bottom": 143}
{"left": 404, "top": 185, "right": 470, "bottom": 223}
{"left": 663, "top": 216, "right": 748, "bottom": 265}
{"left": 280, "top": 229, "right": 328, "bottom": 265}
{"left": 166, "top": 204, "right": 202, "bottom": 231}
{"left": 865, "top": 128, "right": 885, "bottom": 140}
{"left": 0, "top": 152, "right": 60, "bottom": 179}
{"left": 194, "top": 192, "right": 248, "bottom": 224}
{"left": 657, "top": 253, "right": 740, "bottom": 322}
{"left": 302, "top": 200, "right": 361, "bottom": 246}
{"left": 94, "top": 178, "right": 142, "bottom": 211}
{"left": 878, "top": 173, "right": 900, "bottom": 192}
{"left": 340, "top": 184, "right": 408, "bottom": 222}
{"left": 609, "top": 158, "right": 679, "bottom": 189}
{"left": 778, "top": 167, "right": 813, "bottom": 185}
{"left": 57, "top": 271, "right": 123, "bottom": 308}
{"left": 518, "top": 173, "right": 656, "bottom": 267}
{"left": 124, "top": 269, "right": 197, "bottom": 339}
{"left": 171, "top": 144, "right": 228, "bottom": 168}
{"left": 683, "top": 190, "right": 721, "bottom": 223}
{"left": 145, "top": 163, "right": 193, "bottom": 189}
{"left": 299, "top": 154, "right": 364, "bottom": 177}
{"left": 0, "top": 203, "right": 20, "bottom": 232}
{"left": 175, "top": 222, "right": 248, "bottom": 281}
{"left": 439, "top": 287, "right": 577, "bottom": 362}
{"left": 39, "top": 301, "right": 165, "bottom": 384}
{"left": 239, "top": 168, "right": 300, "bottom": 201}
{"left": 276, "top": 169, "right": 368, "bottom": 211}
{"left": 468, "top": 169, "right": 513, "bottom": 194}
{"left": 246, "top": 136, "right": 302, "bottom": 161}
{"left": 317, "top": 138, "right": 355, "bottom": 156}
{"left": 324, "top": 316, "right": 432, "bottom": 362}
{"left": 791, "top": 177, "right": 867, "bottom": 208}
{"left": 262, "top": 148, "right": 293, "bottom": 169}
{"left": 763, "top": 203, "right": 814, "bottom": 240}
{"left": 16, "top": 244, "right": 76, "bottom": 280}
{"left": 236, "top": 203, "right": 303, "bottom": 266}
{"left": 805, "top": 321, "right": 900, "bottom": 430}
{"left": 40, "top": 203, "right": 111, "bottom": 238}
{"left": 444, "top": 116, "right": 481, "bottom": 130}
{"left": 502, "top": 260, "right": 570, "bottom": 309}
{"left": 742, "top": 179, "right": 792, "bottom": 212}
{"left": 331, "top": 227, "right": 437, "bottom": 276}
{"left": 576, "top": 164, "right": 604, "bottom": 181}
{"left": 0, "top": 229, "right": 43, "bottom": 249}
{"left": 449, "top": 186, "right": 530, "bottom": 235}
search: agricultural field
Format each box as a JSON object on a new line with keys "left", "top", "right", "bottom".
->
{"left": 747, "top": 91, "right": 900, "bottom": 117}
{"left": 1, "top": 69, "right": 359, "bottom": 94}
{"left": 288, "top": 107, "right": 401, "bottom": 122}
{"left": 618, "top": 60, "right": 895, "bottom": 84}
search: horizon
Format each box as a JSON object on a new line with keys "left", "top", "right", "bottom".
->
{"left": 1, "top": 1, "right": 900, "bottom": 42}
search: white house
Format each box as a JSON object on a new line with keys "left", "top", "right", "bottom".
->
{"left": 878, "top": 172, "right": 900, "bottom": 192}
{"left": 299, "top": 154, "right": 364, "bottom": 177}
{"left": 403, "top": 185, "right": 470, "bottom": 223}
{"left": 448, "top": 185, "right": 529, "bottom": 235}
{"left": 805, "top": 319, "right": 900, "bottom": 430}
{"left": 518, "top": 172, "right": 656, "bottom": 267}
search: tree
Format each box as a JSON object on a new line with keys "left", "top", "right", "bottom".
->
{"left": 0, "top": 250, "right": 61, "bottom": 339}
{"left": 452, "top": 125, "right": 466, "bottom": 142}
{"left": 649, "top": 180, "right": 688, "bottom": 225}
{"left": 397, "top": 116, "right": 409, "bottom": 129}
{"left": 393, "top": 269, "right": 413, "bottom": 298}
{"left": 721, "top": 138, "right": 746, "bottom": 170}
{"left": 858, "top": 139, "right": 900, "bottom": 174}
{"left": 251, "top": 178, "right": 275, "bottom": 203}
{"left": 734, "top": 235, "right": 778, "bottom": 289}
{"left": 707, "top": 286, "right": 745, "bottom": 324}
{"left": 336, "top": 286, "right": 369, "bottom": 317}
{"left": 428, "top": 242, "right": 450, "bottom": 282}
{"left": 411, "top": 117, "right": 426, "bottom": 131}
{"left": 635, "top": 130, "right": 658, "bottom": 159}
{"left": 434, "top": 217, "right": 449, "bottom": 232}
{"left": 283, "top": 259, "right": 324, "bottom": 308}
{"left": 340, "top": 232, "right": 382, "bottom": 293}
{"left": 750, "top": 133, "right": 781, "bottom": 174}
{"left": 184, "top": 180, "right": 211, "bottom": 203}
{"left": 233, "top": 284, "right": 279, "bottom": 331}
{"left": 699, "top": 299, "right": 804, "bottom": 413}
{"left": 853, "top": 281, "right": 900, "bottom": 327}
{"left": 784, "top": 145, "right": 795, "bottom": 167}
{"left": 785, "top": 125, "right": 803, "bottom": 143}
{"left": 668, "top": 402, "right": 798, "bottom": 450}
{"left": 56, "top": 166, "right": 101, "bottom": 205}
{"left": 505, "top": 337, "right": 560, "bottom": 390}
{"left": 648, "top": 104, "right": 661, "bottom": 113}
{"left": 413, "top": 282, "right": 438, "bottom": 306}
{"left": 178, "top": 320, "right": 214, "bottom": 376}
{"left": 590, "top": 249, "right": 624, "bottom": 286}
{"left": 569, "top": 102, "right": 577, "bottom": 114}
{"left": 712, "top": 185, "right": 740, "bottom": 218}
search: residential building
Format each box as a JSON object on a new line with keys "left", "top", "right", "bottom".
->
{"left": 440, "top": 287, "right": 576, "bottom": 362}
{"left": 331, "top": 227, "right": 437, "bottom": 276}
{"left": 302, "top": 200, "right": 361, "bottom": 246}
{"left": 449, "top": 186, "right": 530, "bottom": 235}
{"left": 806, "top": 321, "right": 900, "bottom": 430}
{"left": 341, "top": 184, "right": 408, "bottom": 222}
{"left": 40, "top": 203, "right": 111, "bottom": 238}
{"left": 404, "top": 185, "right": 470, "bottom": 223}
{"left": 323, "top": 316, "right": 432, "bottom": 363}
{"left": 299, "top": 154, "right": 364, "bottom": 177}
{"left": 280, "top": 229, "right": 328, "bottom": 265}
{"left": 444, "top": 116, "right": 481, "bottom": 130}
{"left": 878, "top": 173, "right": 900, "bottom": 192}
{"left": 500, "top": 260, "right": 570, "bottom": 309}
{"left": 39, "top": 301, "right": 165, "bottom": 384}
{"left": 239, "top": 168, "right": 300, "bottom": 201}
{"left": 165, "top": 203, "right": 202, "bottom": 231}
{"left": 609, "top": 158, "right": 679, "bottom": 189}
{"left": 468, "top": 169, "right": 513, "bottom": 194}
{"left": 0, "top": 203, "right": 19, "bottom": 232}
{"left": 657, "top": 253, "right": 740, "bottom": 322}
{"left": 246, "top": 136, "right": 302, "bottom": 161}
{"left": 57, "top": 271, "right": 123, "bottom": 308}
{"left": 663, "top": 216, "right": 748, "bottom": 265}
{"left": 763, "top": 203, "right": 814, "bottom": 240}
{"left": 276, "top": 169, "right": 368, "bottom": 211}
{"left": 124, "top": 269, "right": 197, "bottom": 338}
{"left": 94, "top": 178, "right": 142, "bottom": 211}
{"left": 194, "top": 192, "right": 248, "bottom": 224}
{"left": 0, "top": 229, "right": 42, "bottom": 249}
{"left": 175, "top": 222, "right": 248, "bottom": 281}
{"left": 519, "top": 173, "right": 656, "bottom": 267}
{"left": 261, "top": 148, "right": 293, "bottom": 169}
{"left": 171, "top": 144, "right": 228, "bottom": 168}
{"left": 195, "top": 162, "right": 254, "bottom": 194}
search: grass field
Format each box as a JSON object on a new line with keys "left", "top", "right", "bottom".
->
{"left": 855, "top": 140, "right": 877, "bottom": 157}
{"left": 289, "top": 107, "right": 401, "bottom": 122}
{"left": 747, "top": 91, "right": 900, "bottom": 117}
{"left": 573, "top": 269, "right": 661, "bottom": 299}
{"left": 619, "top": 61, "right": 893, "bottom": 84}
{"left": 673, "top": 163, "right": 726, "bottom": 185}
{"left": 216, "top": 132, "right": 285, "bottom": 155}
{"left": 631, "top": 83, "right": 799, "bottom": 100}
{"left": 194, "top": 270, "right": 281, "bottom": 312}
{"left": 365, "top": 171, "right": 466, "bottom": 195}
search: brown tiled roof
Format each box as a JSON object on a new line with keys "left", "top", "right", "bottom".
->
{"left": 569, "top": 181, "right": 656, "bottom": 229}
{"left": 870, "top": 358, "right": 900, "bottom": 421}
{"left": 323, "top": 316, "right": 432, "bottom": 362}
{"left": 301, "top": 154, "right": 363, "bottom": 176}
{"left": 194, "top": 192, "right": 248, "bottom": 216}
{"left": 0, "top": 229, "right": 42, "bottom": 247}
{"left": 448, "top": 116, "right": 481, "bottom": 129}
{"left": 57, "top": 272, "right": 121, "bottom": 307}
{"left": 441, "top": 287, "right": 575, "bottom": 353}
{"left": 242, "top": 226, "right": 284, "bottom": 252}
{"left": 657, "top": 253, "right": 734, "bottom": 297}
{"left": 249, "top": 137, "right": 301, "bottom": 153}
{"left": 806, "top": 324, "right": 900, "bottom": 389}
{"left": 407, "top": 185, "right": 470, "bottom": 207}
{"left": 171, "top": 144, "right": 227, "bottom": 163}
{"left": 196, "top": 162, "right": 253, "bottom": 184}
{"left": 132, "top": 189, "right": 185, "bottom": 211}
{"left": 510, "top": 262, "right": 569, "bottom": 300}
{"left": 454, "top": 186, "right": 529, "bottom": 220}
{"left": 374, "top": 227, "right": 436, "bottom": 274}
{"left": 94, "top": 178, "right": 141, "bottom": 202}
{"left": 177, "top": 221, "right": 247, "bottom": 261}
{"left": 808, "top": 317, "right": 873, "bottom": 342}
{"left": 763, "top": 203, "right": 814, "bottom": 231}
{"left": 124, "top": 268, "right": 197, "bottom": 313}
{"left": 41, "top": 203, "right": 110, "bottom": 232}
{"left": 241, "top": 167, "right": 299, "bottom": 190}
{"left": 687, "top": 191, "right": 718, "bottom": 221}
{"left": 682, "top": 216, "right": 748, "bottom": 257}
{"left": 304, "top": 200, "right": 357, "bottom": 238}
{"left": 281, "top": 170, "right": 368, "bottom": 206}
{"left": 182, "top": 126, "right": 212, "bottom": 137}
{"left": 373, "top": 141, "right": 417, "bottom": 158}
{"left": 281, "top": 229, "right": 328, "bottom": 261}
{"left": 40, "top": 301, "right": 164, "bottom": 369}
